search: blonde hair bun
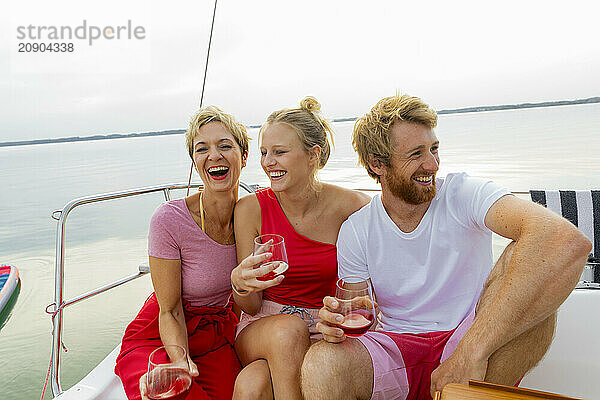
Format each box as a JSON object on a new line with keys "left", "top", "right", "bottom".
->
{"left": 300, "top": 96, "right": 321, "bottom": 114}
{"left": 260, "top": 96, "right": 335, "bottom": 182}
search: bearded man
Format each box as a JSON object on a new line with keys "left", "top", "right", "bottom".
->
{"left": 300, "top": 94, "right": 591, "bottom": 400}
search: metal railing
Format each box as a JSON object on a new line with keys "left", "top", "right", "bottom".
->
{"left": 46, "top": 181, "right": 256, "bottom": 397}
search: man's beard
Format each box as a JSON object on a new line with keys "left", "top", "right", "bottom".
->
{"left": 385, "top": 167, "right": 436, "bottom": 205}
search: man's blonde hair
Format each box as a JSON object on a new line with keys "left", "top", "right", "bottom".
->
{"left": 185, "top": 105, "right": 249, "bottom": 160}
{"left": 352, "top": 94, "right": 438, "bottom": 182}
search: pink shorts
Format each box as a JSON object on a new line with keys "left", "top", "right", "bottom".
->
{"left": 236, "top": 299, "right": 323, "bottom": 340}
{"left": 357, "top": 310, "right": 475, "bottom": 400}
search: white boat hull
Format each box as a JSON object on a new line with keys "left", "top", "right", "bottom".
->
{"left": 53, "top": 346, "right": 125, "bottom": 400}
{"left": 521, "top": 289, "right": 598, "bottom": 399}
{"left": 54, "top": 289, "right": 599, "bottom": 399}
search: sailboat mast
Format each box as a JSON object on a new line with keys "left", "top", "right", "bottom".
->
{"left": 200, "top": 0, "right": 218, "bottom": 108}
{"left": 187, "top": 0, "right": 219, "bottom": 196}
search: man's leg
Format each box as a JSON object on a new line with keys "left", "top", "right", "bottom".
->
{"left": 477, "top": 242, "right": 557, "bottom": 385}
{"left": 301, "top": 338, "right": 374, "bottom": 400}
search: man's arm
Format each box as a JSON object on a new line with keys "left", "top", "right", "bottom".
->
{"left": 464, "top": 194, "right": 590, "bottom": 361}
{"left": 431, "top": 194, "right": 591, "bottom": 393}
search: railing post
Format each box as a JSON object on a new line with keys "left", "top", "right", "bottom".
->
{"left": 51, "top": 208, "right": 69, "bottom": 396}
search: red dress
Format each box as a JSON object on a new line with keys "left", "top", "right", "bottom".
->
{"left": 114, "top": 294, "right": 241, "bottom": 400}
{"left": 256, "top": 188, "right": 338, "bottom": 308}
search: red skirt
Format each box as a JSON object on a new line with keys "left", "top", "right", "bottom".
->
{"left": 114, "top": 294, "right": 241, "bottom": 400}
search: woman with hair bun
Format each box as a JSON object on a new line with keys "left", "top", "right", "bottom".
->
{"left": 230, "top": 97, "right": 370, "bottom": 399}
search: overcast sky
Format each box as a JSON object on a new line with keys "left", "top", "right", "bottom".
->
{"left": 1, "top": 0, "right": 598, "bottom": 141}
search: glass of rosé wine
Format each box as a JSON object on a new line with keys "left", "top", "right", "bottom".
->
{"left": 253, "top": 234, "right": 289, "bottom": 282}
{"left": 335, "top": 276, "right": 377, "bottom": 337}
{"left": 147, "top": 345, "right": 192, "bottom": 400}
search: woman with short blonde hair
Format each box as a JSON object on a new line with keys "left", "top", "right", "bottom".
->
{"left": 115, "top": 105, "right": 265, "bottom": 400}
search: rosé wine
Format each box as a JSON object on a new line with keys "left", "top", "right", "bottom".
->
{"left": 337, "top": 310, "right": 374, "bottom": 337}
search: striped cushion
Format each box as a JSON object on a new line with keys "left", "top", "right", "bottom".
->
{"left": 530, "top": 190, "right": 599, "bottom": 281}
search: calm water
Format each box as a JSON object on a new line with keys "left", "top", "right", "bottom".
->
{"left": 1, "top": 104, "right": 599, "bottom": 399}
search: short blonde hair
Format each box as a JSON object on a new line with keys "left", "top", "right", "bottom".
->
{"left": 260, "top": 96, "right": 334, "bottom": 184}
{"left": 353, "top": 94, "right": 438, "bottom": 182}
{"left": 185, "top": 105, "right": 249, "bottom": 160}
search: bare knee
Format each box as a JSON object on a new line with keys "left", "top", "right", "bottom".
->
{"left": 266, "top": 315, "right": 311, "bottom": 356}
{"left": 301, "top": 339, "right": 372, "bottom": 400}
{"left": 235, "top": 314, "right": 310, "bottom": 374}
{"left": 233, "top": 360, "right": 273, "bottom": 400}
{"left": 301, "top": 341, "right": 343, "bottom": 400}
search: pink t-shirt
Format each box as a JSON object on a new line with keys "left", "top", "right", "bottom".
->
{"left": 148, "top": 198, "right": 237, "bottom": 307}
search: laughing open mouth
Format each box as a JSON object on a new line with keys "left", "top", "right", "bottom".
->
{"left": 208, "top": 166, "right": 229, "bottom": 178}
{"left": 269, "top": 170, "right": 286, "bottom": 179}
{"left": 413, "top": 175, "right": 434, "bottom": 185}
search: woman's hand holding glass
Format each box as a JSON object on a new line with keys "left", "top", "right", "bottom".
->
{"left": 231, "top": 235, "right": 289, "bottom": 296}
{"left": 252, "top": 234, "right": 288, "bottom": 281}
{"left": 138, "top": 345, "right": 198, "bottom": 400}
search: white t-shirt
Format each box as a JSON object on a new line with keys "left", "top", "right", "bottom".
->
{"left": 337, "top": 172, "right": 510, "bottom": 334}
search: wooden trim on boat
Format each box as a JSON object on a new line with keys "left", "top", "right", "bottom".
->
{"left": 466, "top": 380, "right": 584, "bottom": 399}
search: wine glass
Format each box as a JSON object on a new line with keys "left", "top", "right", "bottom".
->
{"left": 335, "top": 276, "right": 376, "bottom": 337}
{"left": 147, "top": 345, "right": 192, "bottom": 400}
{"left": 253, "top": 234, "right": 289, "bottom": 281}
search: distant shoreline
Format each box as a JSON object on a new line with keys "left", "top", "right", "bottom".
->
{"left": 2, "top": 96, "right": 598, "bottom": 148}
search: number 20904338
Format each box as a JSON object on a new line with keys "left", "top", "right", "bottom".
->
{"left": 18, "top": 42, "right": 74, "bottom": 52}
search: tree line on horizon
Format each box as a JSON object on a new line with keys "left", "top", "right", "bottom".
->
{"left": 2, "top": 96, "right": 598, "bottom": 148}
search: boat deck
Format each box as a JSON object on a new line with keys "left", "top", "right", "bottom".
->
{"left": 54, "top": 289, "right": 600, "bottom": 399}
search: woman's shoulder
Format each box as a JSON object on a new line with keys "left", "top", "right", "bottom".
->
{"left": 234, "top": 192, "right": 261, "bottom": 222}
{"left": 236, "top": 192, "right": 260, "bottom": 210}
{"left": 151, "top": 198, "right": 188, "bottom": 224}
{"left": 322, "top": 184, "right": 371, "bottom": 218}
